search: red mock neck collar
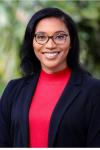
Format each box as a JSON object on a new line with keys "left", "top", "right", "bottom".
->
{"left": 40, "top": 68, "right": 72, "bottom": 81}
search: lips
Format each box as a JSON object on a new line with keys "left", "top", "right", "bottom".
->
{"left": 42, "top": 51, "right": 60, "bottom": 59}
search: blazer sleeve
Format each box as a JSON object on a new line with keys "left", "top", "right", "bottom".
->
{"left": 0, "top": 80, "right": 14, "bottom": 147}
{"left": 86, "top": 80, "right": 100, "bottom": 147}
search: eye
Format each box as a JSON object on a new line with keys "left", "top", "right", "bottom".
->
{"left": 55, "top": 34, "right": 65, "bottom": 40}
{"left": 36, "top": 34, "right": 47, "bottom": 41}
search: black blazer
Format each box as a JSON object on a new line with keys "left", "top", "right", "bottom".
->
{"left": 0, "top": 69, "right": 100, "bottom": 147}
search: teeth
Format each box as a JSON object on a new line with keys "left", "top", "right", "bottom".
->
{"left": 43, "top": 52, "right": 59, "bottom": 59}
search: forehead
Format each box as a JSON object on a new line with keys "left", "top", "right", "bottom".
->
{"left": 35, "top": 17, "right": 69, "bottom": 34}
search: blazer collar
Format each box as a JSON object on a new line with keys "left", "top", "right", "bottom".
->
{"left": 18, "top": 73, "right": 39, "bottom": 147}
{"left": 48, "top": 69, "right": 83, "bottom": 147}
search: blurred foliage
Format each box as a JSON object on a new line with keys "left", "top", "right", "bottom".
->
{"left": 0, "top": 0, "right": 100, "bottom": 95}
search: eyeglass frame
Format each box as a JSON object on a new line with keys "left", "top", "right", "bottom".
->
{"left": 33, "top": 32, "right": 69, "bottom": 45}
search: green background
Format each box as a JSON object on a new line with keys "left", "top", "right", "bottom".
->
{"left": 0, "top": 0, "right": 100, "bottom": 95}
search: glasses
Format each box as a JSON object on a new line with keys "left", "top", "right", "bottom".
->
{"left": 34, "top": 32, "right": 69, "bottom": 45}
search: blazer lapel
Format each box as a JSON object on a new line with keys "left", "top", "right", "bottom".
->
{"left": 48, "top": 69, "right": 83, "bottom": 147}
{"left": 18, "top": 73, "right": 39, "bottom": 147}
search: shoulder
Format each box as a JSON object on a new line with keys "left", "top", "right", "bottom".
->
{"left": 72, "top": 69, "right": 100, "bottom": 109}
{"left": 5, "top": 73, "right": 39, "bottom": 89}
{"left": 0, "top": 73, "right": 39, "bottom": 101}
{"left": 73, "top": 68, "right": 100, "bottom": 96}
{"left": 73, "top": 68, "right": 100, "bottom": 88}
{"left": 82, "top": 70, "right": 100, "bottom": 89}
{"left": 2, "top": 75, "right": 31, "bottom": 93}
{"left": 79, "top": 69, "right": 100, "bottom": 102}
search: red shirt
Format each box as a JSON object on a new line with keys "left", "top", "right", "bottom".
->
{"left": 29, "top": 68, "right": 72, "bottom": 147}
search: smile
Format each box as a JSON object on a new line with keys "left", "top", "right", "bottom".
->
{"left": 42, "top": 52, "right": 60, "bottom": 59}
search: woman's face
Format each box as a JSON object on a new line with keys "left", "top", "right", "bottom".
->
{"left": 33, "top": 17, "right": 71, "bottom": 73}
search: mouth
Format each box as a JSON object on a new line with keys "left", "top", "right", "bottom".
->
{"left": 42, "top": 51, "right": 60, "bottom": 59}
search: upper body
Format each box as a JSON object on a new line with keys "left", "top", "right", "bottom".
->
{"left": 0, "top": 7, "right": 100, "bottom": 147}
{"left": 0, "top": 68, "right": 100, "bottom": 147}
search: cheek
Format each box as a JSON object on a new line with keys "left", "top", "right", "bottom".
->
{"left": 33, "top": 40, "right": 40, "bottom": 51}
{"left": 33, "top": 42, "right": 43, "bottom": 59}
{"left": 60, "top": 44, "right": 70, "bottom": 53}
{"left": 61, "top": 40, "right": 71, "bottom": 52}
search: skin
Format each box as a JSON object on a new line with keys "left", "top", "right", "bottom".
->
{"left": 33, "top": 17, "right": 71, "bottom": 74}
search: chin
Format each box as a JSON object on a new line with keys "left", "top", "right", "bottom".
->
{"left": 43, "top": 63, "right": 63, "bottom": 72}
{"left": 44, "top": 62, "right": 59, "bottom": 68}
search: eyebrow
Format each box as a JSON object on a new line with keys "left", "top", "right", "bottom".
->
{"left": 35, "top": 31, "right": 68, "bottom": 34}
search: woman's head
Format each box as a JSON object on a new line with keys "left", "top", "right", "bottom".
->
{"left": 33, "top": 17, "right": 71, "bottom": 74}
{"left": 20, "top": 7, "right": 80, "bottom": 75}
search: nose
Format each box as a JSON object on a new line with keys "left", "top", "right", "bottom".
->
{"left": 45, "top": 38, "right": 56, "bottom": 49}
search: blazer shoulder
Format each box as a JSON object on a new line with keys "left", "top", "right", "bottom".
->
{"left": 2, "top": 75, "right": 28, "bottom": 92}
{"left": 81, "top": 71, "right": 100, "bottom": 95}
{"left": 0, "top": 74, "right": 35, "bottom": 101}
{"left": 75, "top": 68, "right": 100, "bottom": 88}
{"left": 83, "top": 71, "right": 100, "bottom": 86}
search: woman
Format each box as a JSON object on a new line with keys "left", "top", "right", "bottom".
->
{"left": 0, "top": 7, "right": 100, "bottom": 148}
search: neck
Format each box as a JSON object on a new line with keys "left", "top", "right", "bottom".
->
{"left": 41, "top": 64, "right": 68, "bottom": 74}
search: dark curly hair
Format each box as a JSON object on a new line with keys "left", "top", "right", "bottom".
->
{"left": 20, "top": 7, "right": 80, "bottom": 75}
